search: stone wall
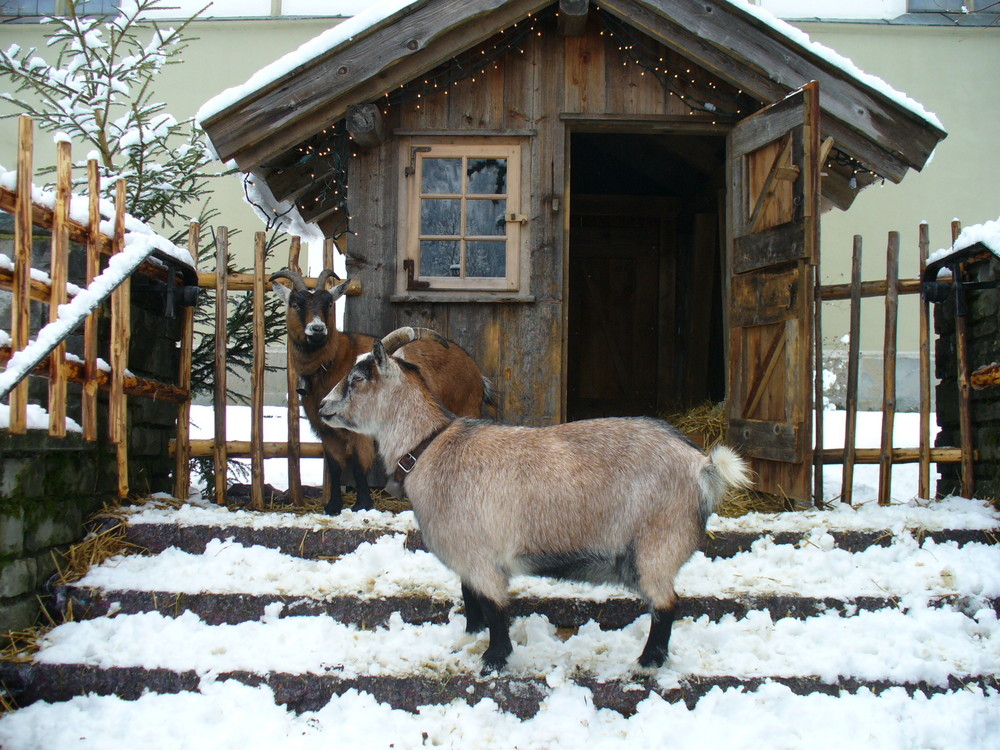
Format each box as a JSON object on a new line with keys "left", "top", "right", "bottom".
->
{"left": 1, "top": 214, "right": 186, "bottom": 632}
{"left": 934, "top": 254, "right": 1000, "bottom": 500}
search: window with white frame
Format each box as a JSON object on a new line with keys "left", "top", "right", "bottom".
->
{"left": 400, "top": 140, "right": 524, "bottom": 294}
{"left": 0, "top": 0, "right": 119, "bottom": 16}
{"left": 908, "top": 0, "right": 999, "bottom": 11}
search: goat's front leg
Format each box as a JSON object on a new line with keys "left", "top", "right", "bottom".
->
{"left": 349, "top": 454, "right": 373, "bottom": 511}
{"left": 323, "top": 453, "right": 345, "bottom": 515}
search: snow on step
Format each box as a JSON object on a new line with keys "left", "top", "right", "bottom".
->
{"left": 27, "top": 604, "right": 1000, "bottom": 687}
{"left": 124, "top": 495, "right": 1000, "bottom": 535}
{"left": 75, "top": 531, "right": 1000, "bottom": 605}
{"left": 0, "top": 677, "right": 995, "bottom": 750}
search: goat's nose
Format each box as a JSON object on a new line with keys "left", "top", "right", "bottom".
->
{"left": 306, "top": 320, "right": 327, "bottom": 337}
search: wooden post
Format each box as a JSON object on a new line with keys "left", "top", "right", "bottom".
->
{"left": 213, "top": 226, "right": 229, "bottom": 505}
{"left": 321, "top": 238, "right": 336, "bottom": 506}
{"left": 813, "top": 237, "right": 825, "bottom": 508}
{"left": 173, "top": 222, "right": 199, "bottom": 500}
{"left": 109, "top": 180, "right": 130, "bottom": 499}
{"left": 842, "top": 235, "right": 862, "bottom": 505}
{"left": 9, "top": 115, "right": 34, "bottom": 434}
{"left": 951, "top": 220, "right": 975, "bottom": 498}
{"left": 877, "top": 232, "right": 900, "bottom": 506}
{"left": 917, "top": 222, "right": 932, "bottom": 499}
{"left": 48, "top": 139, "right": 72, "bottom": 437}
{"left": 286, "top": 236, "right": 303, "bottom": 506}
{"left": 251, "top": 232, "right": 267, "bottom": 510}
{"left": 82, "top": 158, "right": 101, "bottom": 441}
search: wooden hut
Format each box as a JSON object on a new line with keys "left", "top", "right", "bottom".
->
{"left": 199, "top": 0, "right": 947, "bottom": 501}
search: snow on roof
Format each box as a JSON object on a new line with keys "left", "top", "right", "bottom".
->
{"left": 927, "top": 216, "right": 1000, "bottom": 267}
{"left": 196, "top": 0, "right": 416, "bottom": 125}
{"left": 196, "top": 0, "right": 942, "bottom": 132}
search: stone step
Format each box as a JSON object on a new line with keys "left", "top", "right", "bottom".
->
{"left": 0, "top": 661, "right": 992, "bottom": 719}
{"left": 57, "top": 583, "right": 982, "bottom": 628}
{"left": 120, "top": 519, "right": 997, "bottom": 561}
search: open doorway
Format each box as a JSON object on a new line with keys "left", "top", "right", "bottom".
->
{"left": 566, "top": 131, "right": 727, "bottom": 421}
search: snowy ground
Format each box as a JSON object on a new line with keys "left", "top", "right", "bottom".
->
{"left": 0, "top": 410, "right": 998, "bottom": 749}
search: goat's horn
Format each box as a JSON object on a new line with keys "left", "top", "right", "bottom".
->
{"left": 316, "top": 269, "right": 340, "bottom": 290}
{"left": 380, "top": 326, "right": 450, "bottom": 356}
{"left": 268, "top": 269, "right": 308, "bottom": 291}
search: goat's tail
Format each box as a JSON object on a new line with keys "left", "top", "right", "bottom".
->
{"left": 482, "top": 377, "right": 500, "bottom": 412}
{"left": 698, "top": 445, "right": 753, "bottom": 520}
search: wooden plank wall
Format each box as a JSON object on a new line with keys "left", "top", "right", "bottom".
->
{"left": 345, "top": 15, "right": 741, "bottom": 426}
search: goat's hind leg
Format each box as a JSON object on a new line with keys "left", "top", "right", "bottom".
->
{"left": 461, "top": 582, "right": 486, "bottom": 633}
{"left": 348, "top": 454, "right": 374, "bottom": 511}
{"left": 637, "top": 605, "right": 676, "bottom": 668}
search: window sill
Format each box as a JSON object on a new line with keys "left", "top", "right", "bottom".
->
{"left": 390, "top": 292, "right": 536, "bottom": 304}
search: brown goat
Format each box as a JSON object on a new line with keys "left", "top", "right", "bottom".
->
{"left": 270, "top": 269, "right": 494, "bottom": 514}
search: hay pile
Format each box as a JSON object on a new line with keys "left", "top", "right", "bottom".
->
{"left": 665, "top": 401, "right": 800, "bottom": 517}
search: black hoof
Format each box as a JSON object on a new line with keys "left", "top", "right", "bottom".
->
{"left": 324, "top": 500, "right": 344, "bottom": 516}
{"left": 480, "top": 646, "right": 512, "bottom": 675}
{"left": 637, "top": 649, "right": 667, "bottom": 669}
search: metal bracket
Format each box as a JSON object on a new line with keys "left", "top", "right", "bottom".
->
{"left": 404, "top": 259, "right": 430, "bottom": 290}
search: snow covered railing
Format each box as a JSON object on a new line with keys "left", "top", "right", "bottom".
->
{"left": 1, "top": 115, "right": 197, "bottom": 499}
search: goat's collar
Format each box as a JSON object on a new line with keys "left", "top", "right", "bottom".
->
{"left": 393, "top": 422, "right": 452, "bottom": 483}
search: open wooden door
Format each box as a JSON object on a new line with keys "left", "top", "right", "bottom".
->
{"left": 725, "top": 82, "right": 821, "bottom": 502}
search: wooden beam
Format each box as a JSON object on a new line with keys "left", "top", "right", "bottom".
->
{"left": 47, "top": 140, "right": 71, "bottom": 438}
{"left": 9, "top": 115, "right": 33, "bottom": 434}
{"left": 179, "top": 440, "right": 324, "bottom": 460}
{"left": 213, "top": 226, "right": 230, "bottom": 506}
{"left": 346, "top": 103, "right": 387, "bottom": 150}
{"left": 558, "top": 0, "right": 589, "bottom": 36}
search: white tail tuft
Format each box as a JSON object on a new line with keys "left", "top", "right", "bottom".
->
{"left": 708, "top": 445, "right": 753, "bottom": 490}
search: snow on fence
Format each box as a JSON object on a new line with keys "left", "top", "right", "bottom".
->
{"left": 0, "top": 115, "right": 195, "bottom": 498}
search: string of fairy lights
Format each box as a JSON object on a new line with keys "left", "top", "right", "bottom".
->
{"left": 244, "top": 4, "right": 885, "bottom": 237}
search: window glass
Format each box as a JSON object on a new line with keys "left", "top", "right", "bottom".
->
{"left": 466, "top": 241, "right": 506, "bottom": 278}
{"left": 420, "top": 240, "right": 461, "bottom": 277}
{"left": 421, "top": 198, "right": 461, "bottom": 235}
{"left": 0, "top": 0, "right": 58, "bottom": 14}
{"left": 421, "top": 158, "right": 462, "bottom": 194}
{"left": 467, "top": 158, "right": 507, "bottom": 194}
{"left": 467, "top": 199, "right": 506, "bottom": 236}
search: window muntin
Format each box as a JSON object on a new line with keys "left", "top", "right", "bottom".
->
{"left": 403, "top": 141, "right": 522, "bottom": 292}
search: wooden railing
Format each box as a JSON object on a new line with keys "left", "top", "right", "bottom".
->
{"left": 0, "top": 115, "right": 195, "bottom": 498}
{"left": 814, "top": 221, "right": 975, "bottom": 505}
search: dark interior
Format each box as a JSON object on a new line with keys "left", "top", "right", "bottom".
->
{"left": 567, "top": 131, "right": 727, "bottom": 421}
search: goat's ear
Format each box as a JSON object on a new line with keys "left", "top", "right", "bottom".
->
{"left": 270, "top": 280, "right": 292, "bottom": 304}
{"left": 372, "top": 340, "right": 390, "bottom": 371}
{"left": 330, "top": 280, "right": 351, "bottom": 303}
